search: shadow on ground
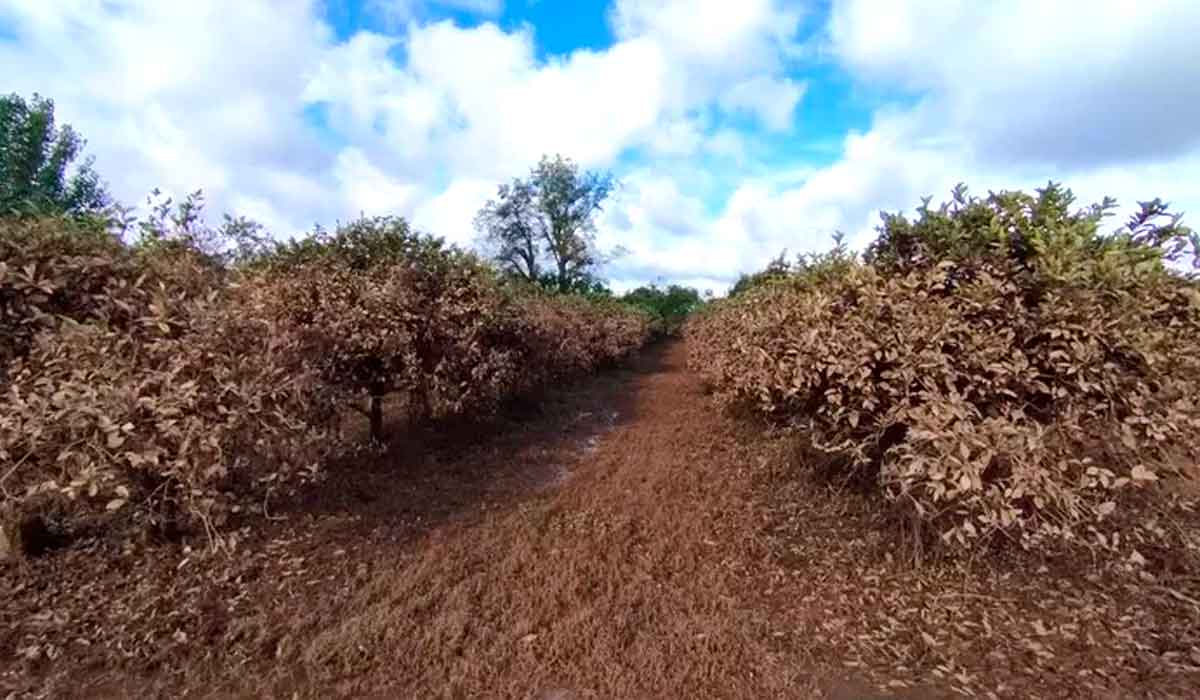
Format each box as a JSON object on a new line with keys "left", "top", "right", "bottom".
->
{"left": 0, "top": 343, "right": 676, "bottom": 700}
{"left": 279, "top": 343, "right": 672, "bottom": 544}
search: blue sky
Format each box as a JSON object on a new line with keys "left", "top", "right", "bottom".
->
{"left": 2, "top": 1, "right": 1199, "bottom": 292}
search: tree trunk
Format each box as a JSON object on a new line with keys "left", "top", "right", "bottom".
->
{"left": 369, "top": 390, "right": 384, "bottom": 444}
{"left": 523, "top": 242, "right": 539, "bottom": 282}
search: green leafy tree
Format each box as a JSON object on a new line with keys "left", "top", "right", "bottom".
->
{"left": 476, "top": 154, "right": 617, "bottom": 292}
{"left": 0, "top": 93, "right": 111, "bottom": 217}
{"left": 534, "top": 271, "right": 612, "bottom": 297}
{"left": 621, "top": 283, "right": 704, "bottom": 331}
{"left": 474, "top": 178, "right": 541, "bottom": 282}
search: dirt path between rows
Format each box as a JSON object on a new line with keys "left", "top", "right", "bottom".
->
{"left": 5, "top": 342, "right": 814, "bottom": 698}
{"left": 5, "top": 341, "right": 1198, "bottom": 699}
{"left": 239, "top": 340, "right": 825, "bottom": 698}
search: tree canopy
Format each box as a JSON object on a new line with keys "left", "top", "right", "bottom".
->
{"left": 475, "top": 154, "right": 616, "bottom": 292}
{"left": 0, "top": 93, "right": 111, "bottom": 217}
{"left": 620, "top": 283, "right": 705, "bottom": 331}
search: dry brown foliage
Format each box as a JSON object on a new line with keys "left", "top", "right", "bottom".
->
{"left": 1, "top": 219, "right": 337, "bottom": 552}
{"left": 4, "top": 342, "right": 1197, "bottom": 698}
{"left": 0, "top": 215, "right": 650, "bottom": 557}
{"left": 688, "top": 185, "right": 1200, "bottom": 559}
{"left": 252, "top": 262, "right": 650, "bottom": 425}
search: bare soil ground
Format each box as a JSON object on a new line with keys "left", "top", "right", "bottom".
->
{"left": 2, "top": 342, "right": 1198, "bottom": 698}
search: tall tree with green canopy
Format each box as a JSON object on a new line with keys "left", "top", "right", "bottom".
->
{"left": 475, "top": 154, "right": 616, "bottom": 292}
{"left": 474, "top": 177, "right": 541, "bottom": 282}
{"left": 0, "top": 93, "right": 111, "bottom": 217}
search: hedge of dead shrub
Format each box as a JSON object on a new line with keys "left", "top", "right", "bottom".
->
{"left": 688, "top": 184, "right": 1200, "bottom": 560}
{"left": 1, "top": 218, "right": 341, "bottom": 552}
{"left": 247, "top": 217, "right": 651, "bottom": 438}
{"left": 1, "top": 214, "right": 650, "bottom": 557}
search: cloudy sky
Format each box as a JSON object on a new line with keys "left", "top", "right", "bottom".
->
{"left": 3, "top": 0, "right": 1199, "bottom": 292}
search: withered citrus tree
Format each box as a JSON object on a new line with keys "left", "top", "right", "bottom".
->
{"left": 249, "top": 217, "right": 489, "bottom": 442}
{"left": 689, "top": 183, "right": 1200, "bottom": 562}
{"left": 2, "top": 208, "right": 652, "bottom": 555}
{"left": 255, "top": 216, "right": 653, "bottom": 444}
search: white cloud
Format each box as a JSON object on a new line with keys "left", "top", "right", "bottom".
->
{"left": 718, "top": 75, "right": 806, "bottom": 131}
{"left": 644, "top": 117, "right": 706, "bottom": 157}
{"left": 828, "top": 0, "right": 1200, "bottom": 168}
{"left": 603, "top": 97, "right": 1200, "bottom": 292}
{"left": 598, "top": 172, "right": 756, "bottom": 286}
{"left": 610, "top": 0, "right": 807, "bottom": 126}
{"left": 703, "top": 129, "right": 750, "bottom": 164}
{"left": 333, "top": 148, "right": 423, "bottom": 217}
{"left": 610, "top": 0, "right": 802, "bottom": 71}
{"left": 603, "top": 0, "right": 1200, "bottom": 290}
{"left": 3, "top": 0, "right": 1196, "bottom": 293}
{"left": 0, "top": 0, "right": 338, "bottom": 231}
{"left": 410, "top": 177, "right": 498, "bottom": 245}
{"left": 305, "top": 21, "right": 671, "bottom": 177}
{"left": 310, "top": 0, "right": 812, "bottom": 178}
{"left": 293, "top": 0, "right": 813, "bottom": 258}
{"left": 0, "top": 0, "right": 813, "bottom": 272}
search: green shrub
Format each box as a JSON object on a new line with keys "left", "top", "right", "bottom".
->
{"left": 620, "top": 284, "right": 704, "bottom": 335}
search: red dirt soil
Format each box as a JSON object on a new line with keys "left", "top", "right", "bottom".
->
{"left": 2, "top": 342, "right": 1198, "bottom": 698}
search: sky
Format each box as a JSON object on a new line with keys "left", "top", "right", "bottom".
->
{"left": 2, "top": 0, "right": 1199, "bottom": 293}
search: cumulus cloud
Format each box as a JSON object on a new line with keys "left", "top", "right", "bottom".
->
{"left": 718, "top": 76, "right": 806, "bottom": 132}
{"left": 304, "top": 21, "right": 670, "bottom": 180}
{"left": 0, "top": 0, "right": 340, "bottom": 231}
{"left": 1, "top": 0, "right": 1196, "bottom": 293}
{"left": 598, "top": 0, "right": 1200, "bottom": 291}
{"left": 306, "top": 0, "right": 811, "bottom": 177}
{"left": 609, "top": 0, "right": 807, "bottom": 126}
{"left": 298, "top": 0, "right": 813, "bottom": 274}
{"left": 410, "top": 177, "right": 498, "bottom": 245}
{"left": 610, "top": 0, "right": 802, "bottom": 72}
{"left": 333, "top": 148, "right": 424, "bottom": 217}
{"left": 828, "top": 0, "right": 1200, "bottom": 168}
